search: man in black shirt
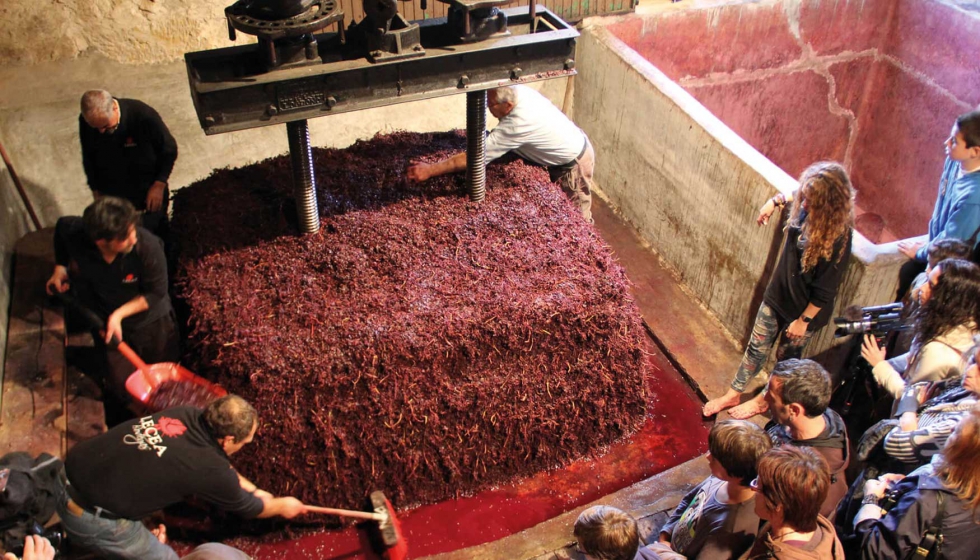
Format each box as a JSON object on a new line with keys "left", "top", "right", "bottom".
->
{"left": 58, "top": 395, "right": 308, "bottom": 560}
{"left": 46, "top": 197, "right": 178, "bottom": 423}
{"left": 79, "top": 90, "right": 178, "bottom": 238}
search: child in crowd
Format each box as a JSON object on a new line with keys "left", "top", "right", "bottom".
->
{"left": 574, "top": 505, "right": 660, "bottom": 560}
{"left": 651, "top": 420, "right": 773, "bottom": 560}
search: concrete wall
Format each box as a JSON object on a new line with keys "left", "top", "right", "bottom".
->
{"left": 606, "top": 0, "right": 980, "bottom": 243}
{"left": 576, "top": 24, "right": 907, "bottom": 370}
{"left": 0, "top": 50, "right": 568, "bottom": 383}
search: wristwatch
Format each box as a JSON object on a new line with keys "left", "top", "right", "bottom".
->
{"left": 801, "top": 316, "right": 813, "bottom": 324}
{"left": 862, "top": 493, "right": 881, "bottom": 506}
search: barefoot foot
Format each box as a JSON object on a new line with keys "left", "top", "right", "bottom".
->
{"left": 703, "top": 389, "right": 741, "bottom": 417}
{"left": 729, "top": 397, "right": 770, "bottom": 420}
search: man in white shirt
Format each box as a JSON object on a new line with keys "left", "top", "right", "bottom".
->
{"left": 407, "top": 85, "right": 595, "bottom": 222}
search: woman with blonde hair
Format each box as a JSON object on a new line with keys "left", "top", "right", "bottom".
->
{"left": 705, "top": 162, "right": 855, "bottom": 418}
{"left": 855, "top": 404, "right": 980, "bottom": 560}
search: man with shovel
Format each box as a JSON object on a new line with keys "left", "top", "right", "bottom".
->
{"left": 46, "top": 196, "right": 178, "bottom": 425}
{"left": 57, "top": 395, "right": 307, "bottom": 560}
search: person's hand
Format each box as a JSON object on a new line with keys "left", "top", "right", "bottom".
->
{"left": 105, "top": 311, "right": 124, "bottom": 344}
{"left": 406, "top": 163, "right": 431, "bottom": 183}
{"left": 146, "top": 181, "right": 167, "bottom": 213}
{"left": 785, "top": 318, "right": 808, "bottom": 339}
{"left": 4, "top": 535, "right": 56, "bottom": 560}
{"left": 899, "top": 411, "right": 918, "bottom": 432}
{"left": 861, "top": 334, "right": 887, "bottom": 367}
{"left": 757, "top": 199, "right": 777, "bottom": 226}
{"left": 45, "top": 266, "right": 70, "bottom": 295}
{"left": 897, "top": 240, "right": 925, "bottom": 259}
{"left": 151, "top": 524, "right": 168, "bottom": 545}
{"left": 657, "top": 532, "right": 672, "bottom": 546}
{"left": 863, "top": 478, "right": 889, "bottom": 500}
{"left": 277, "top": 497, "right": 307, "bottom": 519}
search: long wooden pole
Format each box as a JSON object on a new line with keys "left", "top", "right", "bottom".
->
{"left": 0, "top": 137, "right": 42, "bottom": 231}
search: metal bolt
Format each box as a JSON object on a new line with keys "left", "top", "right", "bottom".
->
{"left": 510, "top": 67, "right": 523, "bottom": 80}
{"left": 325, "top": 96, "right": 337, "bottom": 109}
{"left": 267, "top": 104, "right": 279, "bottom": 116}
{"left": 458, "top": 75, "right": 470, "bottom": 88}
{"left": 204, "top": 116, "right": 216, "bottom": 126}
{"left": 564, "top": 58, "right": 576, "bottom": 70}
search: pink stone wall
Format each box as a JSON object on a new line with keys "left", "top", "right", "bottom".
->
{"left": 605, "top": 0, "right": 980, "bottom": 242}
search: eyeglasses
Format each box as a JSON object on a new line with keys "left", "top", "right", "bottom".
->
{"left": 749, "top": 477, "right": 761, "bottom": 492}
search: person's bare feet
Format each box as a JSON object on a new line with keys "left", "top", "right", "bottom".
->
{"left": 703, "top": 389, "right": 741, "bottom": 417}
{"left": 729, "top": 395, "right": 769, "bottom": 419}
{"left": 151, "top": 524, "right": 168, "bottom": 545}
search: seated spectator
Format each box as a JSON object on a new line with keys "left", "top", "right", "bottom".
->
{"left": 763, "top": 359, "right": 849, "bottom": 520}
{"left": 890, "top": 239, "right": 972, "bottom": 356}
{"left": 574, "top": 505, "right": 660, "bottom": 559}
{"left": 652, "top": 420, "right": 771, "bottom": 560}
{"left": 882, "top": 339, "right": 980, "bottom": 470}
{"left": 852, "top": 405, "right": 980, "bottom": 560}
{"left": 896, "top": 109, "right": 980, "bottom": 298}
{"left": 741, "top": 446, "right": 844, "bottom": 560}
{"left": 835, "top": 342, "right": 980, "bottom": 541}
{"left": 862, "top": 258, "right": 980, "bottom": 398}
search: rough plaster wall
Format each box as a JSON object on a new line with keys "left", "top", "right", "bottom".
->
{"left": 606, "top": 0, "right": 980, "bottom": 243}
{"left": 0, "top": 0, "right": 234, "bottom": 66}
{"left": 577, "top": 25, "right": 907, "bottom": 359}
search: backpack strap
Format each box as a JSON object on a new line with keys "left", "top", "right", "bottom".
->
{"left": 904, "top": 491, "right": 946, "bottom": 560}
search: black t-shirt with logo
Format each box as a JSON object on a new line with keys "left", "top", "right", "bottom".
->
{"left": 54, "top": 216, "right": 171, "bottom": 331}
{"left": 65, "top": 406, "right": 264, "bottom": 520}
{"left": 79, "top": 98, "right": 178, "bottom": 210}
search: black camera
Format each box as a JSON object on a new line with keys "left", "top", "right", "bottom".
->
{"left": 7, "top": 521, "right": 62, "bottom": 557}
{"left": 834, "top": 303, "right": 909, "bottom": 338}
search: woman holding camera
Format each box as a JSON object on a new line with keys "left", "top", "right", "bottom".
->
{"left": 853, "top": 405, "right": 980, "bottom": 560}
{"left": 704, "top": 162, "right": 854, "bottom": 418}
{"left": 861, "top": 258, "right": 980, "bottom": 398}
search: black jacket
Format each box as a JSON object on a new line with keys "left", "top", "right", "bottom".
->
{"left": 856, "top": 471, "right": 979, "bottom": 560}
{"left": 79, "top": 98, "right": 177, "bottom": 209}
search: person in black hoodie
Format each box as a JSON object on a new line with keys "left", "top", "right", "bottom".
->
{"left": 79, "top": 89, "right": 178, "bottom": 239}
{"left": 763, "top": 359, "right": 850, "bottom": 521}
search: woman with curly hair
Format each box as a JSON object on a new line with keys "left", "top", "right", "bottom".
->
{"left": 853, "top": 405, "right": 980, "bottom": 560}
{"left": 861, "top": 258, "right": 980, "bottom": 398}
{"left": 704, "top": 162, "right": 855, "bottom": 418}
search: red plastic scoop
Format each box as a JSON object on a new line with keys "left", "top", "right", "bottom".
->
{"left": 54, "top": 293, "right": 226, "bottom": 411}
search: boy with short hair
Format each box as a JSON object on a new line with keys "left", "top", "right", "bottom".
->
{"left": 574, "top": 505, "right": 660, "bottom": 560}
{"left": 651, "top": 420, "right": 772, "bottom": 560}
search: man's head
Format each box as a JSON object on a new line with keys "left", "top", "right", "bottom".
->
{"left": 707, "top": 419, "right": 773, "bottom": 487}
{"left": 82, "top": 197, "right": 139, "bottom": 256}
{"left": 80, "top": 90, "right": 120, "bottom": 135}
{"left": 487, "top": 87, "right": 518, "bottom": 120}
{"left": 573, "top": 505, "right": 639, "bottom": 560}
{"left": 204, "top": 395, "right": 259, "bottom": 456}
{"left": 764, "top": 358, "right": 832, "bottom": 426}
